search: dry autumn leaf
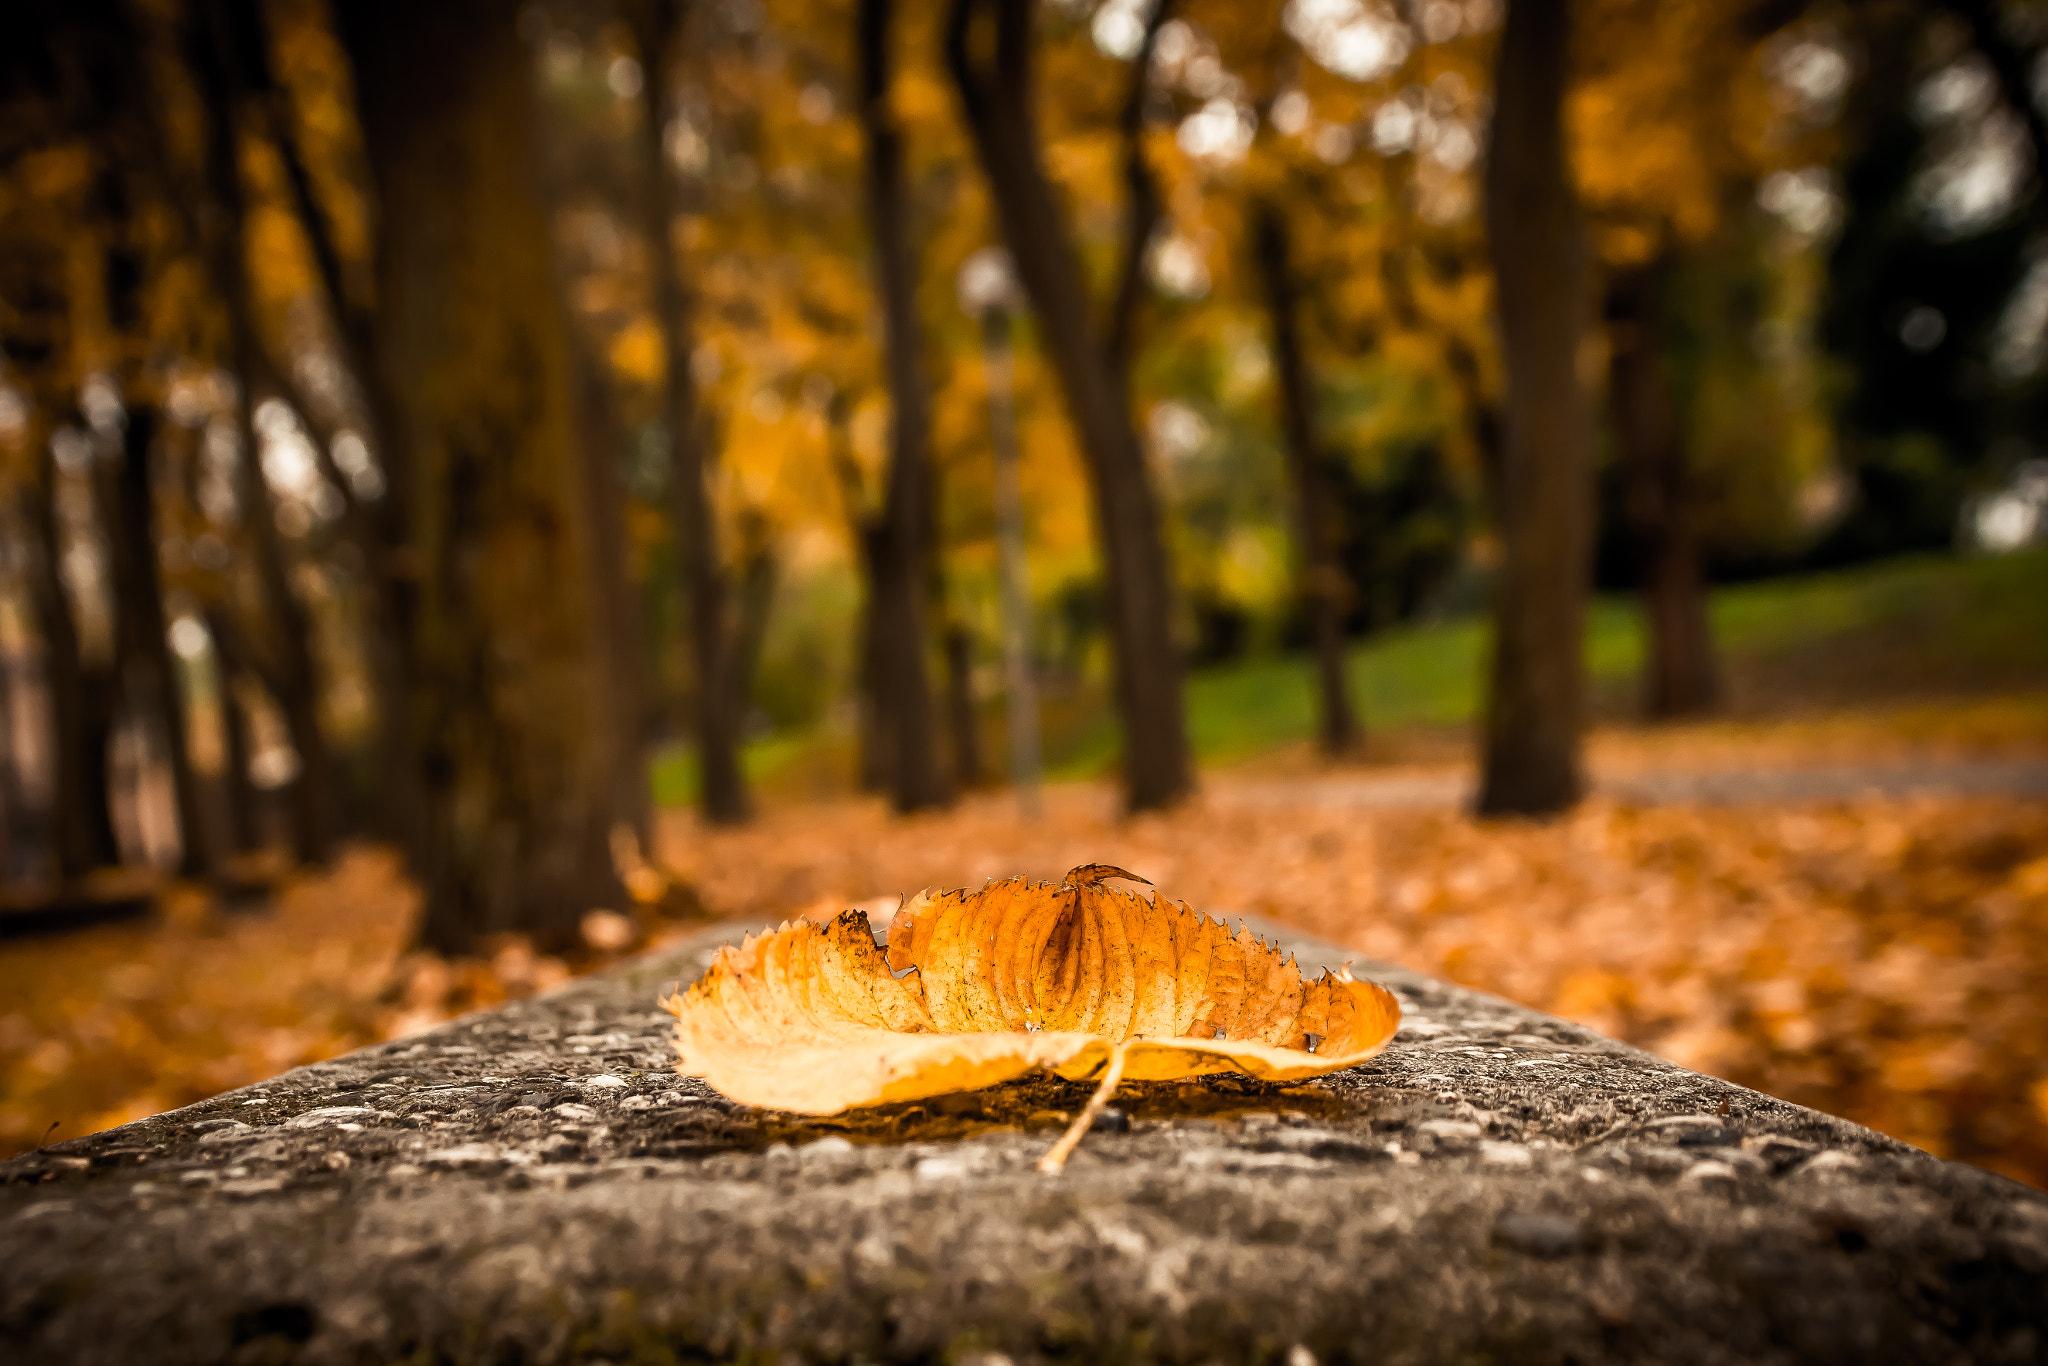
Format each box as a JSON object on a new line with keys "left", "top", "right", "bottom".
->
{"left": 666, "top": 864, "right": 1402, "bottom": 1169}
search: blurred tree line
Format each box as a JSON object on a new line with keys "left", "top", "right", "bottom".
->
{"left": 2, "top": 0, "right": 2044, "bottom": 951}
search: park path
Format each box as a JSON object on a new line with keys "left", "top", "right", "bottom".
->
{"left": 1214, "top": 755, "right": 2048, "bottom": 812}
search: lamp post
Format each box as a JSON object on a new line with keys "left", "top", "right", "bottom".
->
{"left": 957, "top": 247, "right": 1040, "bottom": 818}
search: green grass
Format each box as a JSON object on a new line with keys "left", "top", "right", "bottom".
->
{"left": 1706, "top": 548, "right": 2048, "bottom": 668}
{"left": 1160, "top": 600, "right": 1645, "bottom": 769}
{"left": 650, "top": 549, "right": 2048, "bottom": 804}
{"left": 648, "top": 730, "right": 819, "bottom": 808}
{"left": 1171, "top": 549, "right": 2048, "bottom": 768}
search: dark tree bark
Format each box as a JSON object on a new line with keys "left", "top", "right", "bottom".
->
{"left": 74, "top": 659, "right": 122, "bottom": 870}
{"left": 1476, "top": 0, "right": 1593, "bottom": 817}
{"left": 976, "top": 302, "right": 1042, "bottom": 813}
{"left": 246, "top": 336, "right": 419, "bottom": 855}
{"left": 571, "top": 342, "right": 654, "bottom": 844}
{"left": 220, "top": 0, "right": 422, "bottom": 861}
{"left": 0, "top": 634, "right": 16, "bottom": 878}
{"left": 724, "top": 511, "right": 777, "bottom": 746}
{"left": 79, "top": 58, "right": 210, "bottom": 874}
{"left": 859, "top": 0, "right": 949, "bottom": 814}
{"left": 191, "top": 0, "right": 338, "bottom": 865}
{"left": 96, "top": 406, "right": 208, "bottom": 873}
{"left": 831, "top": 430, "right": 895, "bottom": 797}
{"left": 4, "top": 4, "right": 159, "bottom": 874}
{"left": 203, "top": 608, "right": 263, "bottom": 856}
{"left": 1605, "top": 256, "right": 1719, "bottom": 720}
{"left": 96, "top": 148, "right": 204, "bottom": 873}
{"left": 335, "top": 0, "right": 628, "bottom": 951}
{"left": 1254, "top": 202, "right": 1359, "bottom": 756}
{"left": 946, "top": 0, "right": 1190, "bottom": 812}
{"left": 627, "top": 0, "right": 749, "bottom": 825}
{"left": 942, "top": 622, "right": 982, "bottom": 788}
{"left": 21, "top": 443, "right": 120, "bottom": 876}
{"left": 855, "top": 569, "right": 891, "bottom": 794}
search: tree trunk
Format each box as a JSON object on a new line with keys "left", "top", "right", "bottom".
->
{"left": 978, "top": 303, "right": 1041, "bottom": 815}
{"left": 7, "top": 12, "right": 140, "bottom": 878}
{"left": 943, "top": 623, "right": 982, "bottom": 789}
{"left": 0, "top": 634, "right": 16, "bottom": 881}
{"left": 628, "top": 0, "right": 749, "bottom": 826}
{"left": 93, "top": 408, "right": 208, "bottom": 874}
{"left": 860, "top": 0, "right": 949, "bottom": 814}
{"left": 81, "top": 116, "right": 210, "bottom": 874}
{"left": 20, "top": 445, "right": 121, "bottom": 877}
{"left": 851, "top": 558, "right": 889, "bottom": 797}
{"left": 825, "top": 398, "right": 893, "bottom": 796}
{"left": 1476, "top": 0, "right": 1593, "bottom": 817}
{"left": 1254, "top": 201, "right": 1359, "bottom": 756}
{"left": 571, "top": 342, "right": 654, "bottom": 844}
{"left": 724, "top": 512, "right": 777, "bottom": 750}
{"left": 1605, "top": 257, "right": 1719, "bottom": 720}
{"left": 946, "top": 0, "right": 1190, "bottom": 812}
{"left": 219, "top": 0, "right": 423, "bottom": 859}
{"left": 336, "top": 0, "right": 628, "bottom": 951}
{"left": 854, "top": 527, "right": 894, "bottom": 796}
{"left": 203, "top": 608, "right": 263, "bottom": 855}
{"left": 191, "top": 0, "right": 337, "bottom": 865}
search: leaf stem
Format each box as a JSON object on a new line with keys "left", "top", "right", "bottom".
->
{"left": 1038, "top": 1042, "right": 1127, "bottom": 1174}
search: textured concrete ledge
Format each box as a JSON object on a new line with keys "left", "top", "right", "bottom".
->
{"left": 4, "top": 914, "right": 2044, "bottom": 1365}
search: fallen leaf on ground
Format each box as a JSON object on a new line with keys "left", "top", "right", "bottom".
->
{"left": 665, "top": 864, "right": 1401, "bottom": 1169}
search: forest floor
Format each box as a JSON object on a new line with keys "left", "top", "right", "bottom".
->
{"left": 2, "top": 692, "right": 2046, "bottom": 1190}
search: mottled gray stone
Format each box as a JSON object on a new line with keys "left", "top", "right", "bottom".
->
{"left": 4, "top": 916, "right": 2044, "bottom": 1366}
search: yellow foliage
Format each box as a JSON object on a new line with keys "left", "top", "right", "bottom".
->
{"left": 608, "top": 317, "right": 665, "bottom": 387}
{"left": 1570, "top": 0, "right": 1801, "bottom": 257}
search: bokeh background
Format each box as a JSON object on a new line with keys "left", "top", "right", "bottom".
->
{"left": 3, "top": 0, "right": 2047, "bottom": 1187}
